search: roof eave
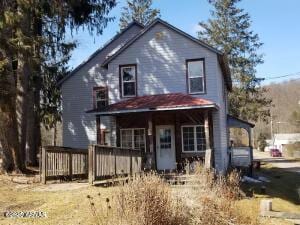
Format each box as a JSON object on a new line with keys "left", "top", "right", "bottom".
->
{"left": 227, "top": 115, "right": 255, "bottom": 128}
{"left": 57, "top": 21, "right": 144, "bottom": 87}
{"left": 86, "top": 103, "right": 219, "bottom": 116}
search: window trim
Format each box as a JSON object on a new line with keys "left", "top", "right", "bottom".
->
{"left": 93, "top": 86, "right": 108, "bottom": 109}
{"left": 120, "top": 128, "right": 146, "bottom": 151}
{"left": 119, "top": 64, "right": 137, "bottom": 98}
{"left": 186, "top": 58, "right": 206, "bottom": 94}
{"left": 181, "top": 125, "right": 206, "bottom": 153}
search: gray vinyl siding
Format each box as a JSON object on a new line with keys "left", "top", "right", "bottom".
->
{"left": 61, "top": 24, "right": 142, "bottom": 148}
{"left": 61, "top": 21, "right": 229, "bottom": 172}
{"left": 107, "top": 23, "right": 222, "bottom": 104}
{"left": 106, "top": 23, "right": 229, "bottom": 171}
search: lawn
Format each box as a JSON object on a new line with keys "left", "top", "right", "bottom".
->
{"left": 240, "top": 163, "right": 300, "bottom": 225}
{"left": 0, "top": 162, "right": 299, "bottom": 225}
{"left": 0, "top": 178, "right": 116, "bottom": 225}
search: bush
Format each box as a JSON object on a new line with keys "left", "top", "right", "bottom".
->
{"left": 286, "top": 142, "right": 300, "bottom": 158}
{"left": 115, "top": 173, "right": 189, "bottom": 225}
{"left": 257, "top": 133, "right": 267, "bottom": 152}
{"left": 191, "top": 166, "right": 260, "bottom": 225}
{"left": 88, "top": 166, "right": 261, "bottom": 225}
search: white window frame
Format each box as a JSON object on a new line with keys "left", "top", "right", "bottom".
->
{"left": 181, "top": 125, "right": 206, "bottom": 153}
{"left": 187, "top": 59, "right": 205, "bottom": 94}
{"left": 120, "top": 128, "right": 146, "bottom": 151}
{"left": 94, "top": 87, "right": 108, "bottom": 109}
{"left": 120, "top": 65, "right": 136, "bottom": 98}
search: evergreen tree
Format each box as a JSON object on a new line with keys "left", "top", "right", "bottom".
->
{"left": 198, "top": 0, "right": 271, "bottom": 122}
{"left": 0, "top": 0, "right": 116, "bottom": 172}
{"left": 119, "top": 0, "right": 160, "bottom": 29}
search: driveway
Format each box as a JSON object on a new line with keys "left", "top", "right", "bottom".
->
{"left": 253, "top": 150, "right": 300, "bottom": 173}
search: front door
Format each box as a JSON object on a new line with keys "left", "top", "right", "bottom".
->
{"left": 156, "top": 125, "right": 176, "bottom": 170}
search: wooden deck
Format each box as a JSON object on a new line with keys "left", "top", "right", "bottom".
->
{"left": 88, "top": 145, "right": 142, "bottom": 185}
{"left": 40, "top": 146, "right": 88, "bottom": 184}
{"left": 40, "top": 145, "right": 142, "bottom": 185}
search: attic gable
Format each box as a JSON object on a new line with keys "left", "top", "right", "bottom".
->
{"left": 58, "top": 21, "right": 144, "bottom": 86}
{"left": 102, "top": 18, "right": 232, "bottom": 90}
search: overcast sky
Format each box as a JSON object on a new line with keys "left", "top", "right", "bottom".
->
{"left": 67, "top": 0, "right": 300, "bottom": 85}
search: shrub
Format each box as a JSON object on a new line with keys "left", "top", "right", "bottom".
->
{"left": 88, "top": 166, "right": 261, "bottom": 225}
{"left": 286, "top": 142, "right": 300, "bottom": 158}
{"left": 257, "top": 133, "right": 267, "bottom": 152}
{"left": 115, "top": 173, "right": 189, "bottom": 225}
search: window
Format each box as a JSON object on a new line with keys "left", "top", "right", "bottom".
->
{"left": 182, "top": 125, "right": 206, "bottom": 152}
{"left": 120, "top": 128, "right": 145, "bottom": 151}
{"left": 120, "top": 65, "right": 136, "bottom": 97}
{"left": 187, "top": 59, "right": 205, "bottom": 94}
{"left": 94, "top": 87, "right": 108, "bottom": 109}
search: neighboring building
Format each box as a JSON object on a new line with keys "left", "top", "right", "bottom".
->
{"left": 59, "top": 19, "right": 251, "bottom": 173}
{"left": 273, "top": 133, "right": 300, "bottom": 152}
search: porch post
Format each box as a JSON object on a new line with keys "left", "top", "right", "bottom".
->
{"left": 146, "top": 113, "right": 154, "bottom": 170}
{"left": 204, "top": 110, "right": 213, "bottom": 169}
{"left": 96, "top": 115, "right": 101, "bottom": 145}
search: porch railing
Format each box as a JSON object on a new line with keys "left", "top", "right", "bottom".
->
{"left": 230, "top": 147, "right": 252, "bottom": 167}
{"left": 88, "top": 145, "right": 142, "bottom": 185}
{"left": 41, "top": 146, "right": 88, "bottom": 184}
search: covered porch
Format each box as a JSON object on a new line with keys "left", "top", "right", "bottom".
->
{"left": 88, "top": 93, "right": 218, "bottom": 172}
{"left": 227, "top": 115, "right": 255, "bottom": 171}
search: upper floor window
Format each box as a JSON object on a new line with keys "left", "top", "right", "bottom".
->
{"left": 120, "top": 64, "right": 137, "bottom": 97}
{"left": 93, "top": 87, "right": 108, "bottom": 109}
{"left": 186, "top": 59, "right": 205, "bottom": 94}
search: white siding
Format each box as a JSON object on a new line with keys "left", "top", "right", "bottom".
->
{"left": 61, "top": 21, "right": 230, "bottom": 172}
{"left": 107, "top": 23, "right": 222, "bottom": 105}
{"left": 61, "top": 24, "right": 142, "bottom": 148}
{"left": 106, "top": 23, "right": 229, "bottom": 171}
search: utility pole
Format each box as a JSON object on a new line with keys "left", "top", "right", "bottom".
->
{"left": 270, "top": 112, "right": 274, "bottom": 145}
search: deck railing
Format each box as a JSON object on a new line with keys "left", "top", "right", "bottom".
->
{"left": 88, "top": 145, "right": 142, "bottom": 185}
{"left": 41, "top": 146, "right": 88, "bottom": 184}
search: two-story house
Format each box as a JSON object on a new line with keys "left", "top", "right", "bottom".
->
{"left": 59, "top": 19, "right": 238, "bottom": 173}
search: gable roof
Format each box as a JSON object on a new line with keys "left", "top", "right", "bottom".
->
{"left": 102, "top": 18, "right": 232, "bottom": 90}
{"left": 102, "top": 18, "right": 222, "bottom": 66}
{"left": 227, "top": 115, "right": 255, "bottom": 128}
{"left": 57, "top": 20, "right": 144, "bottom": 86}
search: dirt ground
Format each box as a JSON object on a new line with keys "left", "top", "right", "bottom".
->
{"left": 0, "top": 177, "right": 116, "bottom": 225}
{"left": 0, "top": 154, "right": 299, "bottom": 225}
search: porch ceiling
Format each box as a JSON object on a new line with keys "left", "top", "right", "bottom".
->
{"left": 86, "top": 93, "right": 218, "bottom": 115}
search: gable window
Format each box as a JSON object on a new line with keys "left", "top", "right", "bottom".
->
{"left": 94, "top": 87, "right": 108, "bottom": 109}
{"left": 187, "top": 59, "right": 205, "bottom": 94}
{"left": 120, "top": 65, "right": 137, "bottom": 97}
{"left": 120, "top": 128, "right": 145, "bottom": 151}
{"left": 181, "top": 125, "right": 206, "bottom": 152}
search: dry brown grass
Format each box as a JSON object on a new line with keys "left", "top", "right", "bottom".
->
{"left": 87, "top": 173, "right": 189, "bottom": 225}
{"left": 86, "top": 166, "right": 262, "bottom": 225}
{"left": 3, "top": 163, "right": 292, "bottom": 225}
{"left": 189, "top": 166, "right": 261, "bottom": 225}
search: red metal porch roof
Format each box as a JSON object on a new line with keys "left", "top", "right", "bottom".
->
{"left": 87, "top": 93, "right": 217, "bottom": 115}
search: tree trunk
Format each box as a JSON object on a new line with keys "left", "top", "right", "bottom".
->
{"left": 26, "top": 77, "right": 41, "bottom": 166}
{"left": 0, "top": 50, "right": 22, "bottom": 173}
{"left": 53, "top": 123, "right": 57, "bottom": 146}
{"left": 16, "top": 55, "right": 29, "bottom": 171}
{"left": 0, "top": 108, "right": 20, "bottom": 172}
